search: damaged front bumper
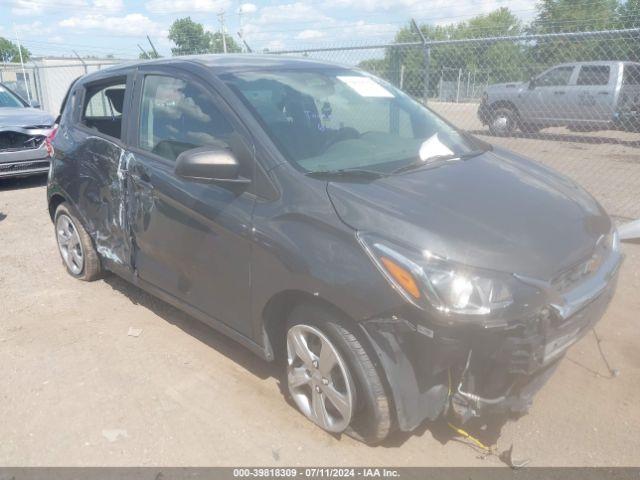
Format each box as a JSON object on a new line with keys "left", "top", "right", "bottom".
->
{"left": 360, "top": 249, "right": 622, "bottom": 432}
{"left": 0, "top": 127, "right": 52, "bottom": 178}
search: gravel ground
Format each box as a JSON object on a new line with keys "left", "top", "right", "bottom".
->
{"left": 1, "top": 135, "right": 639, "bottom": 466}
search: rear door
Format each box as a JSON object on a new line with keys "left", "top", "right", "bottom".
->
{"left": 71, "top": 73, "right": 135, "bottom": 271}
{"left": 126, "top": 65, "right": 256, "bottom": 337}
{"left": 570, "top": 64, "right": 615, "bottom": 124}
{"left": 519, "top": 65, "right": 576, "bottom": 123}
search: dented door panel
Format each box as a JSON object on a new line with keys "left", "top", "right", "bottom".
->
{"left": 74, "top": 135, "right": 133, "bottom": 269}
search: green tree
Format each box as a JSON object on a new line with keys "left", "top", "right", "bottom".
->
{"left": 530, "top": 0, "right": 621, "bottom": 67}
{"left": 0, "top": 37, "right": 30, "bottom": 63}
{"left": 358, "top": 8, "right": 525, "bottom": 99}
{"left": 617, "top": 0, "right": 640, "bottom": 27}
{"left": 210, "top": 32, "right": 242, "bottom": 54}
{"left": 168, "top": 17, "right": 241, "bottom": 56}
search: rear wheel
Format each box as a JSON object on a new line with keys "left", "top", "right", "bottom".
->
{"left": 54, "top": 203, "right": 101, "bottom": 281}
{"left": 285, "top": 304, "right": 392, "bottom": 444}
{"left": 488, "top": 107, "right": 517, "bottom": 136}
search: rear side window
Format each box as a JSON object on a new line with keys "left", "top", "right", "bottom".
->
{"left": 138, "top": 75, "right": 233, "bottom": 162}
{"left": 536, "top": 66, "right": 574, "bottom": 87}
{"left": 623, "top": 64, "right": 640, "bottom": 85}
{"left": 576, "top": 65, "right": 611, "bottom": 86}
{"left": 81, "top": 79, "right": 127, "bottom": 140}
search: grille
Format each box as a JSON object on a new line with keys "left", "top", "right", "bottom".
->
{"left": 0, "top": 160, "right": 49, "bottom": 173}
{"left": 0, "top": 131, "right": 46, "bottom": 152}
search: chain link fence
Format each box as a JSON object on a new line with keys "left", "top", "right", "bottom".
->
{"left": 0, "top": 60, "right": 119, "bottom": 115}
{"left": 1, "top": 29, "right": 638, "bottom": 220}
{"left": 271, "top": 28, "right": 640, "bottom": 221}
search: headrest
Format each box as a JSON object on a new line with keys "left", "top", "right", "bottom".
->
{"left": 105, "top": 88, "right": 125, "bottom": 114}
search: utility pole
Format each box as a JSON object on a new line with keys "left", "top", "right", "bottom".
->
{"left": 218, "top": 11, "right": 227, "bottom": 54}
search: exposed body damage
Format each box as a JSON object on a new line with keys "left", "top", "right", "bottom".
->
{"left": 48, "top": 55, "right": 623, "bottom": 440}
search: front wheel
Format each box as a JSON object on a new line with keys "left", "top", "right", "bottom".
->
{"left": 488, "top": 107, "right": 517, "bottom": 136}
{"left": 285, "top": 304, "right": 392, "bottom": 444}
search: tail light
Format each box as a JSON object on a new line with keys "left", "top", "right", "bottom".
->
{"left": 45, "top": 125, "right": 58, "bottom": 158}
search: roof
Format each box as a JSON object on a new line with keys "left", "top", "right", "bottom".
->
{"left": 555, "top": 60, "right": 640, "bottom": 67}
{"left": 77, "top": 54, "right": 352, "bottom": 83}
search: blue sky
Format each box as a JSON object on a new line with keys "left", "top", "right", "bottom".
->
{"left": 0, "top": 0, "right": 538, "bottom": 59}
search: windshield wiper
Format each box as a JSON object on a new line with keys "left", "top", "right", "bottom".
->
{"left": 392, "top": 150, "right": 486, "bottom": 175}
{"left": 306, "top": 168, "right": 386, "bottom": 180}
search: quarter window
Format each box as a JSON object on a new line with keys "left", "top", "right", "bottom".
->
{"left": 138, "top": 75, "right": 234, "bottom": 162}
{"left": 536, "top": 66, "right": 574, "bottom": 87}
{"left": 577, "top": 65, "right": 611, "bottom": 86}
{"left": 81, "top": 80, "right": 127, "bottom": 140}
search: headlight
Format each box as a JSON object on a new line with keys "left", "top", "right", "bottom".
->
{"left": 358, "top": 233, "right": 513, "bottom": 319}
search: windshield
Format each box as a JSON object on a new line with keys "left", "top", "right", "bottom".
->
{"left": 0, "top": 85, "right": 25, "bottom": 108}
{"left": 222, "top": 68, "right": 483, "bottom": 173}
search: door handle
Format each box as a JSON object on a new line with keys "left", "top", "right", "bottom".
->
{"left": 553, "top": 91, "right": 566, "bottom": 95}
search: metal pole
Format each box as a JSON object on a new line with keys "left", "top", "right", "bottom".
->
{"left": 14, "top": 27, "right": 31, "bottom": 105}
{"left": 456, "top": 68, "right": 462, "bottom": 103}
{"left": 218, "top": 11, "right": 227, "bottom": 54}
{"left": 411, "top": 18, "right": 430, "bottom": 104}
{"left": 147, "top": 36, "right": 159, "bottom": 58}
{"left": 138, "top": 44, "right": 149, "bottom": 59}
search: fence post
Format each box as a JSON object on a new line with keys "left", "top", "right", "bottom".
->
{"left": 411, "top": 18, "right": 430, "bottom": 105}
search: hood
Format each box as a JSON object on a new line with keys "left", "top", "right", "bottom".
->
{"left": 0, "top": 108, "right": 54, "bottom": 129}
{"left": 327, "top": 149, "right": 611, "bottom": 280}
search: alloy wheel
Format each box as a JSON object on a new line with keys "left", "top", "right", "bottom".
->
{"left": 286, "top": 324, "right": 355, "bottom": 433}
{"left": 56, "top": 214, "right": 84, "bottom": 275}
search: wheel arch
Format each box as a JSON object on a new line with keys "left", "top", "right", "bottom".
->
{"left": 488, "top": 100, "right": 520, "bottom": 118}
{"left": 48, "top": 193, "right": 67, "bottom": 220}
{"left": 262, "top": 289, "right": 360, "bottom": 362}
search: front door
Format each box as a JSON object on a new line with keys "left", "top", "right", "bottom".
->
{"left": 127, "top": 68, "right": 256, "bottom": 337}
{"left": 519, "top": 65, "right": 575, "bottom": 123}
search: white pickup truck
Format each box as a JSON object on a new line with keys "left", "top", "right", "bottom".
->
{"left": 478, "top": 61, "right": 640, "bottom": 135}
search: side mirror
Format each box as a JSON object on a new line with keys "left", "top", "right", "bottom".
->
{"left": 528, "top": 77, "right": 536, "bottom": 90}
{"left": 175, "top": 145, "right": 250, "bottom": 184}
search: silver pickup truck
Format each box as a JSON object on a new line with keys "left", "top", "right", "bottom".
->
{"left": 478, "top": 61, "right": 640, "bottom": 135}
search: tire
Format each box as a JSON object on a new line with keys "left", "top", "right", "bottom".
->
{"left": 54, "top": 203, "right": 102, "bottom": 281}
{"left": 488, "top": 107, "right": 517, "bottom": 136}
{"left": 284, "top": 303, "right": 392, "bottom": 444}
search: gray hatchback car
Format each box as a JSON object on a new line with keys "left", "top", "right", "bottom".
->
{"left": 48, "top": 56, "right": 622, "bottom": 443}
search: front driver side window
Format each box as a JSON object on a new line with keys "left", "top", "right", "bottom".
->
{"left": 536, "top": 66, "right": 574, "bottom": 87}
{"left": 138, "top": 75, "right": 234, "bottom": 162}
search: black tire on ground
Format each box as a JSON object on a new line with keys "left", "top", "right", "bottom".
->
{"left": 54, "top": 202, "right": 102, "bottom": 281}
{"left": 488, "top": 107, "right": 517, "bottom": 136}
{"left": 285, "top": 303, "right": 393, "bottom": 444}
